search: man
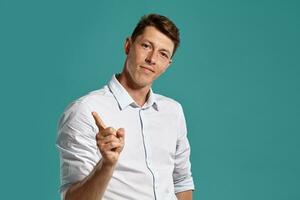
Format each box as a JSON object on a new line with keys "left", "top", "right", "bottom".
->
{"left": 57, "top": 14, "right": 194, "bottom": 200}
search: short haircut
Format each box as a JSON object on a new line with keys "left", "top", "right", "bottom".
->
{"left": 131, "top": 14, "right": 180, "bottom": 57}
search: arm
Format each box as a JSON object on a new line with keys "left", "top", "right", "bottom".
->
{"left": 176, "top": 190, "right": 193, "bottom": 200}
{"left": 65, "top": 160, "right": 114, "bottom": 200}
{"left": 173, "top": 105, "right": 195, "bottom": 197}
{"left": 62, "top": 112, "right": 125, "bottom": 200}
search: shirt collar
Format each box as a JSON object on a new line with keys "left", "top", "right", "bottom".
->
{"left": 108, "top": 74, "right": 159, "bottom": 111}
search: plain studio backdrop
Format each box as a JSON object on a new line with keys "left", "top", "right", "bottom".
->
{"left": 0, "top": 0, "right": 299, "bottom": 199}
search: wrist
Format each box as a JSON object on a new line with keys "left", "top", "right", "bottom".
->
{"left": 96, "top": 159, "right": 116, "bottom": 172}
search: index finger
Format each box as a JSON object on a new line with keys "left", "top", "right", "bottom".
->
{"left": 92, "top": 111, "right": 106, "bottom": 130}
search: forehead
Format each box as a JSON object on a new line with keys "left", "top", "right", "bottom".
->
{"left": 135, "top": 26, "right": 174, "bottom": 53}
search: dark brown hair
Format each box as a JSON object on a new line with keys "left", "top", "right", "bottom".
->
{"left": 131, "top": 14, "right": 180, "bottom": 56}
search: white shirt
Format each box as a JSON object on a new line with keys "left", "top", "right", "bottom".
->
{"left": 56, "top": 75, "right": 194, "bottom": 200}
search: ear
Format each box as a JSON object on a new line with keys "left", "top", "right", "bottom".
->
{"left": 124, "top": 38, "right": 131, "bottom": 55}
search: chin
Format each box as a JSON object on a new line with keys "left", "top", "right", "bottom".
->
{"left": 135, "top": 80, "right": 152, "bottom": 88}
{"left": 134, "top": 76, "right": 153, "bottom": 88}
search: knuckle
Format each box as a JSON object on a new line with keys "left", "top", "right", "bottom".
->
{"left": 96, "top": 135, "right": 103, "bottom": 142}
{"left": 99, "top": 143, "right": 105, "bottom": 150}
{"left": 110, "top": 142, "right": 116, "bottom": 148}
{"left": 100, "top": 129, "right": 106, "bottom": 136}
{"left": 107, "top": 127, "right": 116, "bottom": 133}
{"left": 107, "top": 135, "right": 114, "bottom": 140}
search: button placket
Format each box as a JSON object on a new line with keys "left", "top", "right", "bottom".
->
{"left": 139, "top": 108, "right": 158, "bottom": 199}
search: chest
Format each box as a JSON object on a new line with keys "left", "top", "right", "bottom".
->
{"left": 105, "top": 108, "right": 179, "bottom": 165}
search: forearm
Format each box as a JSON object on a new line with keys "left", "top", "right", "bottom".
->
{"left": 65, "top": 160, "right": 114, "bottom": 200}
{"left": 176, "top": 190, "right": 193, "bottom": 200}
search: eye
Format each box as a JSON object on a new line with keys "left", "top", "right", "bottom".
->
{"left": 141, "top": 43, "right": 151, "bottom": 49}
{"left": 160, "top": 52, "right": 169, "bottom": 59}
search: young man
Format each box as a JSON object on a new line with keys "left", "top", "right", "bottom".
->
{"left": 57, "top": 14, "right": 194, "bottom": 200}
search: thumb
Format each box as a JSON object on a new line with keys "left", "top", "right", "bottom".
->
{"left": 115, "top": 128, "right": 125, "bottom": 154}
{"left": 116, "top": 128, "right": 125, "bottom": 139}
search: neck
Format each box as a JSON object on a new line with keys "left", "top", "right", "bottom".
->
{"left": 117, "top": 73, "right": 151, "bottom": 107}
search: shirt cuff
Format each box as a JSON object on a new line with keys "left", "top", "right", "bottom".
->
{"left": 174, "top": 177, "right": 195, "bottom": 194}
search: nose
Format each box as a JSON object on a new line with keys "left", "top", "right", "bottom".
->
{"left": 145, "top": 50, "right": 157, "bottom": 65}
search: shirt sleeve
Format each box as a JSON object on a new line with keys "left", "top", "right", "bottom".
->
{"left": 173, "top": 104, "right": 195, "bottom": 193}
{"left": 56, "top": 101, "right": 100, "bottom": 196}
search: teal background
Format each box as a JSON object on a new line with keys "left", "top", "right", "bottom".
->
{"left": 1, "top": 0, "right": 299, "bottom": 199}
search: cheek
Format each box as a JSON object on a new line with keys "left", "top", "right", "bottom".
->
{"left": 157, "top": 65, "right": 169, "bottom": 74}
{"left": 127, "top": 53, "right": 139, "bottom": 68}
{"left": 129, "top": 51, "right": 145, "bottom": 65}
{"left": 135, "top": 48, "right": 148, "bottom": 61}
{"left": 152, "top": 67, "right": 167, "bottom": 80}
{"left": 136, "top": 54, "right": 147, "bottom": 63}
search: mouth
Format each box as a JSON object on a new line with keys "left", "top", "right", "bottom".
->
{"left": 140, "top": 66, "right": 155, "bottom": 73}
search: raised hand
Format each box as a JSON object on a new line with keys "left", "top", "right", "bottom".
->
{"left": 92, "top": 112, "right": 125, "bottom": 167}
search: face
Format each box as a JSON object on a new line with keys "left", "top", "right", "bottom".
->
{"left": 123, "top": 26, "right": 174, "bottom": 89}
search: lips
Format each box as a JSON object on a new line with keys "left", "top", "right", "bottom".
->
{"left": 140, "top": 66, "right": 155, "bottom": 73}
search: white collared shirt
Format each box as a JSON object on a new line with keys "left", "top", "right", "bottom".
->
{"left": 56, "top": 75, "right": 194, "bottom": 200}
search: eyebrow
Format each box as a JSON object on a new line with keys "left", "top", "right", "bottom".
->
{"left": 144, "top": 39, "right": 172, "bottom": 56}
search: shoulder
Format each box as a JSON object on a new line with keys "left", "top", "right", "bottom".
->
{"left": 59, "top": 86, "right": 113, "bottom": 125}
{"left": 76, "top": 86, "right": 113, "bottom": 106}
{"left": 65, "top": 86, "right": 113, "bottom": 111}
